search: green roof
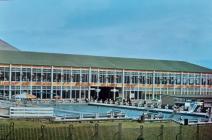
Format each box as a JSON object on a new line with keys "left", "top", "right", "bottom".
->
{"left": 0, "top": 50, "right": 211, "bottom": 73}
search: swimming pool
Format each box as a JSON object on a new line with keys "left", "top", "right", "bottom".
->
{"left": 42, "top": 103, "right": 208, "bottom": 121}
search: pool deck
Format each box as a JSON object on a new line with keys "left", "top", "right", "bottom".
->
{"left": 88, "top": 102, "right": 208, "bottom": 117}
{"left": 89, "top": 102, "right": 173, "bottom": 113}
{"left": 54, "top": 117, "right": 131, "bottom": 122}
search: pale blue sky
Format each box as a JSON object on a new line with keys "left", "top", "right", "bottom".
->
{"left": 0, "top": 0, "right": 212, "bottom": 69}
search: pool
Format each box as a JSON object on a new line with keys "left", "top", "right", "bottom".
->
{"left": 42, "top": 103, "right": 208, "bottom": 121}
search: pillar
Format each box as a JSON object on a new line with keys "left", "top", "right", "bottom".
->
{"left": 145, "top": 72, "right": 147, "bottom": 100}
{"left": 60, "top": 68, "right": 63, "bottom": 99}
{"left": 200, "top": 73, "right": 202, "bottom": 95}
{"left": 122, "top": 69, "right": 125, "bottom": 100}
{"left": 153, "top": 71, "right": 155, "bottom": 100}
{"left": 88, "top": 67, "right": 92, "bottom": 100}
{"left": 30, "top": 66, "right": 33, "bottom": 95}
{"left": 79, "top": 68, "right": 82, "bottom": 100}
{"left": 50, "top": 66, "right": 54, "bottom": 99}
{"left": 180, "top": 72, "right": 183, "bottom": 95}
{"left": 9, "top": 64, "right": 12, "bottom": 100}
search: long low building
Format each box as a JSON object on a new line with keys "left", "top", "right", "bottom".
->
{"left": 0, "top": 46, "right": 212, "bottom": 101}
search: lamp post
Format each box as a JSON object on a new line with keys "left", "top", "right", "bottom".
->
{"left": 111, "top": 88, "right": 118, "bottom": 101}
{"left": 95, "top": 88, "right": 101, "bottom": 100}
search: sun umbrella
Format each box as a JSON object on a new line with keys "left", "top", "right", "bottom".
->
{"left": 26, "top": 94, "right": 37, "bottom": 99}
{"left": 54, "top": 95, "right": 61, "bottom": 99}
{"left": 14, "top": 93, "right": 36, "bottom": 99}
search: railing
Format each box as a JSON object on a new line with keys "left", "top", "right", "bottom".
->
{"left": 9, "top": 107, "right": 54, "bottom": 118}
{"left": 0, "top": 122, "right": 212, "bottom": 140}
{"left": 55, "top": 109, "right": 126, "bottom": 120}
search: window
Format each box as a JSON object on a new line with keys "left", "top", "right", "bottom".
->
{"left": 194, "top": 74, "right": 200, "bottom": 85}
{"left": 124, "top": 72, "right": 130, "bottom": 84}
{"left": 139, "top": 73, "right": 145, "bottom": 84}
{"left": 169, "top": 74, "right": 175, "bottom": 85}
{"left": 161, "top": 73, "right": 168, "bottom": 85}
{"left": 147, "top": 73, "right": 153, "bottom": 84}
{"left": 32, "top": 86, "right": 41, "bottom": 98}
{"left": 53, "top": 69, "right": 61, "bottom": 82}
{"left": 155, "top": 73, "right": 161, "bottom": 84}
{"left": 42, "top": 69, "right": 51, "bottom": 82}
{"left": 91, "top": 71, "right": 98, "bottom": 83}
{"left": 131, "top": 72, "right": 138, "bottom": 84}
{"left": 176, "top": 74, "right": 181, "bottom": 85}
{"left": 32, "top": 68, "right": 42, "bottom": 82}
{"left": 11, "top": 67, "right": 21, "bottom": 81}
{"left": 99, "top": 71, "right": 107, "bottom": 83}
{"left": 62, "top": 87, "right": 71, "bottom": 99}
{"left": 63, "top": 70, "right": 72, "bottom": 82}
{"left": 0, "top": 67, "right": 10, "bottom": 81}
{"left": 22, "top": 68, "right": 31, "bottom": 82}
{"left": 108, "top": 71, "right": 115, "bottom": 83}
{"left": 72, "top": 70, "right": 80, "bottom": 82}
{"left": 42, "top": 86, "right": 51, "bottom": 99}
{"left": 201, "top": 75, "right": 207, "bottom": 85}
{"left": 188, "top": 74, "right": 194, "bottom": 85}
{"left": 81, "top": 70, "right": 89, "bottom": 82}
{"left": 116, "top": 72, "right": 122, "bottom": 83}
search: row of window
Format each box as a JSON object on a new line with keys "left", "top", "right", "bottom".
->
{"left": 0, "top": 67, "right": 212, "bottom": 85}
{"left": 1, "top": 90, "right": 211, "bottom": 99}
{"left": 1, "top": 86, "right": 211, "bottom": 92}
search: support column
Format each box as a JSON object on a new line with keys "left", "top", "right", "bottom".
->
{"left": 180, "top": 72, "right": 183, "bottom": 95}
{"left": 30, "top": 66, "right": 33, "bottom": 95}
{"left": 193, "top": 73, "right": 196, "bottom": 95}
{"left": 97, "top": 68, "right": 100, "bottom": 99}
{"left": 200, "top": 73, "right": 202, "bottom": 95}
{"left": 20, "top": 65, "right": 22, "bottom": 94}
{"left": 206, "top": 74, "right": 208, "bottom": 95}
{"left": 159, "top": 72, "right": 162, "bottom": 100}
{"left": 137, "top": 72, "right": 140, "bottom": 100}
{"left": 41, "top": 85, "right": 43, "bottom": 100}
{"left": 106, "top": 70, "right": 108, "bottom": 86}
{"left": 174, "top": 73, "right": 176, "bottom": 95}
{"left": 153, "top": 71, "right": 155, "bottom": 100}
{"left": 166, "top": 72, "right": 169, "bottom": 95}
{"left": 70, "top": 67, "right": 73, "bottom": 100}
{"left": 70, "top": 85, "right": 72, "bottom": 100}
{"left": 79, "top": 68, "right": 82, "bottom": 100}
{"left": 88, "top": 67, "right": 92, "bottom": 101}
{"left": 129, "top": 72, "right": 132, "bottom": 99}
{"left": 60, "top": 68, "right": 63, "bottom": 99}
{"left": 145, "top": 72, "right": 147, "bottom": 100}
{"left": 122, "top": 69, "right": 125, "bottom": 100}
{"left": 41, "top": 67, "right": 43, "bottom": 99}
{"left": 9, "top": 64, "right": 12, "bottom": 100}
{"left": 50, "top": 66, "right": 54, "bottom": 99}
{"left": 114, "top": 69, "right": 117, "bottom": 98}
{"left": 187, "top": 73, "right": 189, "bottom": 95}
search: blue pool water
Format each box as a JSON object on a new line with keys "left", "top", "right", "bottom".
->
{"left": 42, "top": 104, "right": 208, "bottom": 121}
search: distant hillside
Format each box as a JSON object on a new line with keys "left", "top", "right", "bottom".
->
{"left": 0, "top": 39, "right": 19, "bottom": 51}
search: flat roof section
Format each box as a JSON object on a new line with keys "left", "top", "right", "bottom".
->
{"left": 0, "top": 50, "right": 211, "bottom": 73}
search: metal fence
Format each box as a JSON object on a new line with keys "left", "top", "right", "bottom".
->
{"left": 0, "top": 122, "right": 212, "bottom": 140}
{"left": 9, "top": 107, "right": 54, "bottom": 118}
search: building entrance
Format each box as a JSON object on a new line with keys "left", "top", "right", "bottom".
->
{"left": 90, "top": 87, "right": 119, "bottom": 102}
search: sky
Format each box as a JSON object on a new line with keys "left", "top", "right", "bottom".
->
{"left": 0, "top": 0, "right": 212, "bottom": 69}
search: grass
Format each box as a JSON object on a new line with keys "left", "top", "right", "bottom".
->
{"left": 0, "top": 119, "right": 178, "bottom": 128}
